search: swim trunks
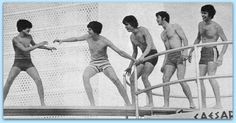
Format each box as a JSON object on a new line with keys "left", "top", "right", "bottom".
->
{"left": 199, "top": 46, "right": 219, "bottom": 65}
{"left": 89, "top": 59, "right": 112, "bottom": 73}
{"left": 12, "top": 59, "right": 35, "bottom": 71}
{"left": 165, "top": 51, "right": 185, "bottom": 67}
{"left": 142, "top": 49, "right": 158, "bottom": 66}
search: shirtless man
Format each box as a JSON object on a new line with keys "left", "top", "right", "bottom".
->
{"left": 155, "top": 11, "right": 195, "bottom": 108}
{"left": 54, "top": 21, "right": 135, "bottom": 106}
{"left": 189, "top": 5, "right": 228, "bottom": 109}
{"left": 4, "top": 19, "right": 56, "bottom": 106}
{"left": 122, "top": 15, "right": 158, "bottom": 106}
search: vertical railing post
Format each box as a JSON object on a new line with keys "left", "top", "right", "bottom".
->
{"left": 123, "top": 72, "right": 127, "bottom": 106}
{"left": 133, "top": 65, "right": 139, "bottom": 118}
{"left": 193, "top": 45, "right": 202, "bottom": 109}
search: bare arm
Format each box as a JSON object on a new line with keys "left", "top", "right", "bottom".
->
{"left": 127, "top": 39, "right": 138, "bottom": 68}
{"left": 13, "top": 37, "right": 47, "bottom": 52}
{"left": 140, "top": 27, "right": 153, "bottom": 59}
{"left": 53, "top": 34, "right": 90, "bottom": 44}
{"left": 175, "top": 24, "right": 188, "bottom": 56}
{"left": 189, "top": 23, "right": 202, "bottom": 54}
{"left": 31, "top": 39, "right": 56, "bottom": 51}
{"left": 217, "top": 25, "right": 228, "bottom": 57}
{"left": 161, "top": 35, "right": 170, "bottom": 73}
{"left": 106, "top": 39, "right": 136, "bottom": 62}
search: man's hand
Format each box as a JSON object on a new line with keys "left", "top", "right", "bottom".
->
{"left": 135, "top": 56, "right": 144, "bottom": 65}
{"left": 125, "top": 67, "right": 132, "bottom": 75}
{"left": 188, "top": 52, "right": 193, "bottom": 63}
{"left": 39, "top": 41, "right": 48, "bottom": 46}
{"left": 53, "top": 39, "right": 63, "bottom": 44}
{"left": 47, "top": 47, "right": 57, "bottom": 52}
{"left": 216, "top": 56, "right": 223, "bottom": 66}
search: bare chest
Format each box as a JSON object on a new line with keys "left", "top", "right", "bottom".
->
{"left": 163, "top": 28, "right": 176, "bottom": 40}
{"left": 200, "top": 25, "right": 218, "bottom": 38}
{"left": 18, "top": 38, "right": 31, "bottom": 47}
{"left": 133, "top": 33, "right": 146, "bottom": 46}
{"left": 88, "top": 40, "right": 107, "bottom": 53}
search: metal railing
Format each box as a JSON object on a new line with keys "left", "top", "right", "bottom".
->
{"left": 125, "top": 41, "right": 232, "bottom": 118}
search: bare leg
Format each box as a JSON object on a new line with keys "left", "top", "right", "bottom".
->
{"left": 177, "top": 63, "right": 195, "bottom": 108}
{"left": 208, "top": 62, "right": 222, "bottom": 109}
{"left": 141, "top": 62, "right": 155, "bottom": 107}
{"left": 129, "top": 64, "right": 144, "bottom": 105}
{"left": 199, "top": 64, "right": 208, "bottom": 108}
{"left": 103, "top": 66, "right": 131, "bottom": 106}
{"left": 4, "top": 67, "right": 21, "bottom": 103}
{"left": 162, "top": 65, "right": 176, "bottom": 107}
{"left": 26, "top": 67, "right": 45, "bottom": 106}
{"left": 83, "top": 66, "right": 97, "bottom": 106}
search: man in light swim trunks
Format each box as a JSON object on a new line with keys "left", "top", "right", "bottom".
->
{"left": 156, "top": 11, "right": 195, "bottom": 108}
{"left": 4, "top": 19, "right": 56, "bottom": 106}
{"left": 54, "top": 21, "right": 136, "bottom": 106}
{"left": 123, "top": 15, "right": 158, "bottom": 107}
{"left": 189, "top": 4, "right": 228, "bottom": 109}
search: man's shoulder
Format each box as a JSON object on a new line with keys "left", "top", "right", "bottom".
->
{"left": 172, "top": 23, "right": 182, "bottom": 29}
{"left": 99, "top": 35, "right": 110, "bottom": 44}
{"left": 139, "top": 26, "right": 149, "bottom": 33}
{"left": 211, "top": 21, "right": 221, "bottom": 28}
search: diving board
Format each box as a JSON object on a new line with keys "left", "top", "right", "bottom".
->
{"left": 4, "top": 106, "right": 195, "bottom": 117}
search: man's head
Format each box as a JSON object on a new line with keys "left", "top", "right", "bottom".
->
{"left": 87, "top": 21, "right": 102, "bottom": 35}
{"left": 122, "top": 15, "right": 138, "bottom": 28}
{"left": 17, "top": 19, "right": 32, "bottom": 33}
{"left": 155, "top": 11, "right": 170, "bottom": 25}
{"left": 201, "top": 4, "right": 216, "bottom": 19}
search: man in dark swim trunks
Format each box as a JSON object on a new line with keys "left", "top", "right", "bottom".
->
{"left": 123, "top": 15, "right": 158, "bottom": 106}
{"left": 4, "top": 19, "right": 56, "bottom": 106}
{"left": 156, "top": 11, "right": 195, "bottom": 108}
{"left": 189, "top": 5, "right": 228, "bottom": 109}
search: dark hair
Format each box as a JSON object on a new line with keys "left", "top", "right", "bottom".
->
{"left": 155, "top": 11, "right": 170, "bottom": 23}
{"left": 87, "top": 21, "right": 102, "bottom": 34}
{"left": 201, "top": 4, "right": 216, "bottom": 19}
{"left": 17, "top": 19, "right": 32, "bottom": 32}
{"left": 122, "top": 15, "right": 138, "bottom": 28}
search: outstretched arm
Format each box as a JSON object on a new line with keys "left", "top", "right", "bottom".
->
{"left": 13, "top": 37, "right": 48, "bottom": 52}
{"left": 106, "top": 39, "right": 136, "bottom": 62}
{"left": 53, "top": 34, "right": 90, "bottom": 44}
{"left": 31, "top": 39, "right": 56, "bottom": 51}
{"left": 127, "top": 36, "right": 138, "bottom": 69}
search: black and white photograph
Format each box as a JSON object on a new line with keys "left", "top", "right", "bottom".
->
{"left": 3, "top": 2, "right": 233, "bottom": 119}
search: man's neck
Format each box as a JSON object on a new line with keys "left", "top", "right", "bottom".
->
{"left": 132, "top": 27, "right": 139, "bottom": 35}
{"left": 19, "top": 32, "right": 26, "bottom": 38}
{"left": 92, "top": 34, "right": 100, "bottom": 41}
{"left": 204, "top": 19, "right": 212, "bottom": 25}
{"left": 162, "top": 22, "right": 170, "bottom": 30}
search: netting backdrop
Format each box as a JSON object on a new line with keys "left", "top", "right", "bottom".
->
{"left": 3, "top": 3, "right": 100, "bottom": 106}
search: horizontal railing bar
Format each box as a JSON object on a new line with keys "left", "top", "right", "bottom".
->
{"left": 136, "top": 75, "right": 232, "bottom": 95}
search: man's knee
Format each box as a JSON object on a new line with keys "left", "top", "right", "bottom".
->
{"left": 162, "top": 75, "right": 171, "bottom": 82}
